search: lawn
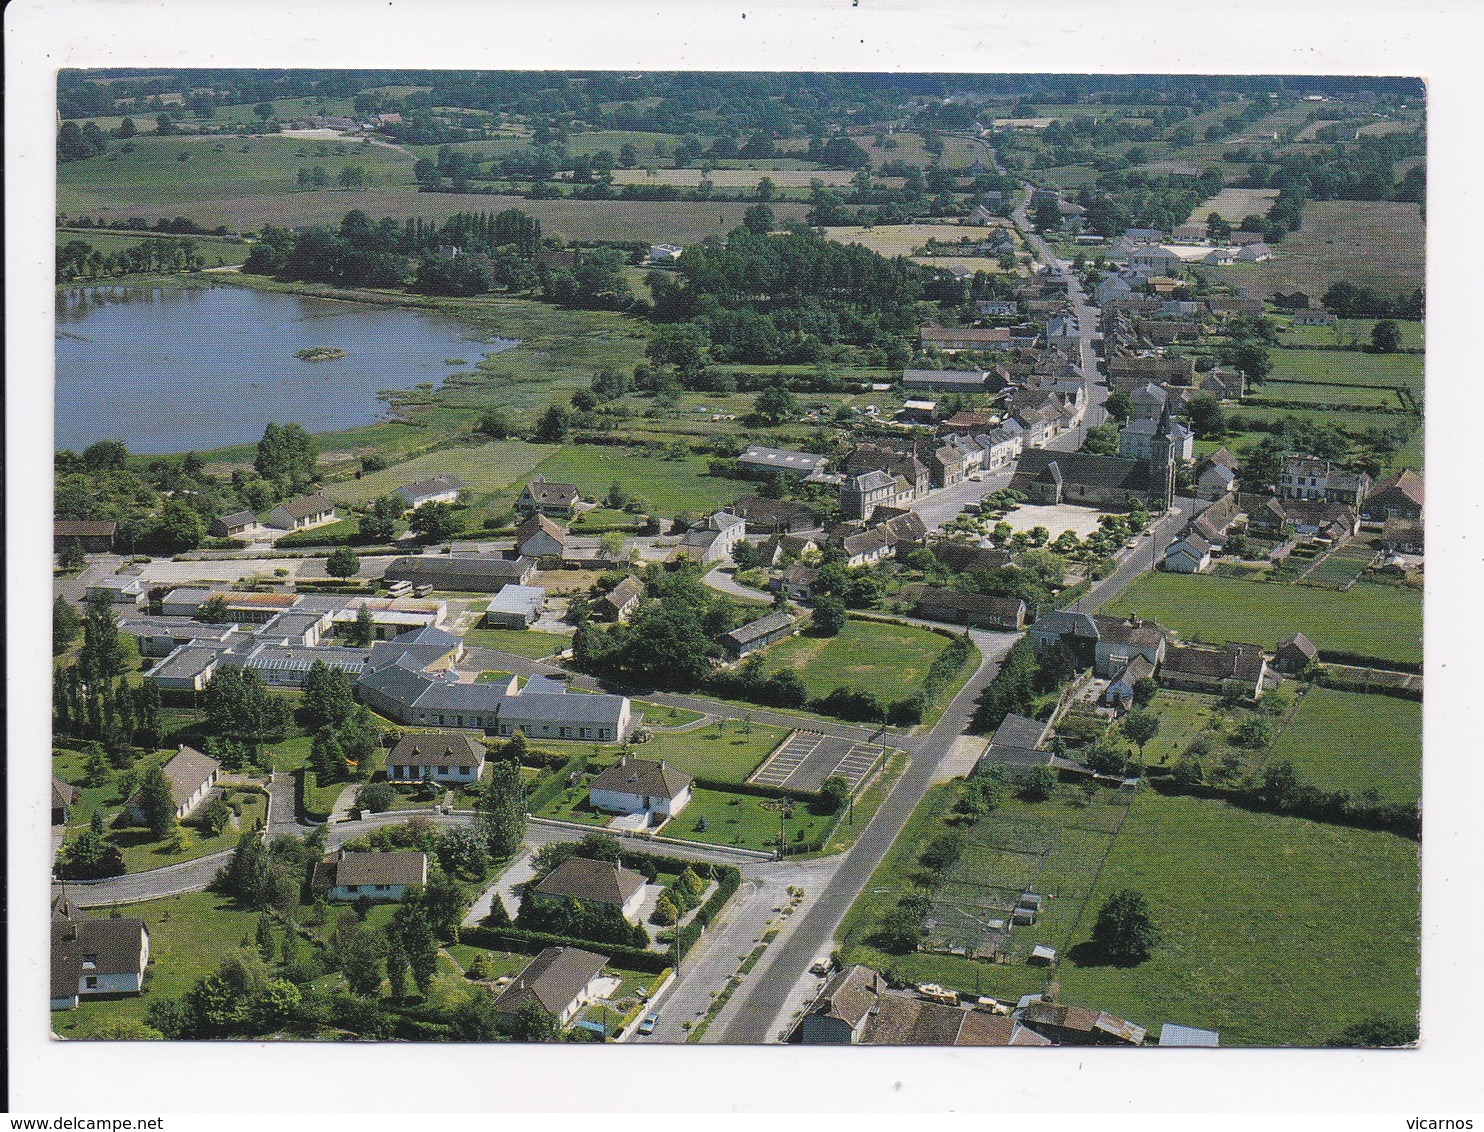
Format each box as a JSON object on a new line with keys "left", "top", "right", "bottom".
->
{"left": 1280, "top": 318, "right": 1424, "bottom": 351}
{"left": 1057, "top": 791, "right": 1420, "bottom": 1047}
{"left": 1101, "top": 574, "right": 1422, "bottom": 666}
{"left": 528, "top": 444, "right": 737, "bottom": 517}
{"left": 632, "top": 701, "right": 705, "bottom": 728}
{"left": 324, "top": 440, "right": 554, "bottom": 505}
{"left": 633, "top": 722, "right": 789, "bottom": 783}
{"left": 1263, "top": 346, "right": 1423, "bottom": 392}
{"left": 759, "top": 618, "right": 953, "bottom": 701}
{"left": 1125, "top": 690, "right": 1223, "bottom": 766}
{"left": 461, "top": 627, "right": 570, "bottom": 658}
{"left": 108, "top": 787, "right": 267, "bottom": 873}
{"left": 1266, "top": 687, "right": 1421, "bottom": 804}
{"left": 664, "top": 786, "right": 833, "bottom": 855}
{"left": 51, "top": 891, "right": 266, "bottom": 1038}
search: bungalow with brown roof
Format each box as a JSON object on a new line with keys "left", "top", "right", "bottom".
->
{"left": 721, "top": 610, "right": 798, "bottom": 657}
{"left": 385, "top": 731, "right": 487, "bottom": 784}
{"left": 268, "top": 493, "right": 336, "bottom": 532}
{"left": 492, "top": 945, "right": 610, "bottom": 1029}
{"left": 125, "top": 745, "right": 219, "bottom": 824}
{"left": 1273, "top": 632, "right": 1319, "bottom": 674}
{"left": 588, "top": 756, "right": 693, "bottom": 820}
{"left": 530, "top": 856, "right": 648, "bottom": 923}
{"left": 318, "top": 849, "right": 428, "bottom": 903}
{"left": 54, "top": 519, "right": 118, "bottom": 553}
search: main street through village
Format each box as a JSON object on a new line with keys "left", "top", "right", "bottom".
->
{"left": 57, "top": 195, "right": 1204, "bottom": 1045}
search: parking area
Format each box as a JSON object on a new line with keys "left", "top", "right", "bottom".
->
{"left": 749, "top": 730, "right": 888, "bottom": 794}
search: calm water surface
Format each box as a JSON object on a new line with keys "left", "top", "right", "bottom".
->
{"left": 55, "top": 285, "right": 512, "bottom": 453}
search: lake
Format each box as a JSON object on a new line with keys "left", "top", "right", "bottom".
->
{"left": 55, "top": 285, "right": 513, "bottom": 454}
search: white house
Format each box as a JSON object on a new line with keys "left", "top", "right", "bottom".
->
{"left": 484, "top": 584, "right": 547, "bottom": 629}
{"left": 588, "top": 756, "right": 694, "bottom": 821}
{"left": 1236, "top": 242, "right": 1274, "bottom": 262}
{"left": 513, "top": 512, "right": 567, "bottom": 560}
{"left": 320, "top": 850, "right": 428, "bottom": 903}
{"left": 394, "top": 475, "right": 465, "bottom": 510}
{"left": 126, "top": 745, "right": 220, "bottom": 823}
{"left": 493, "top": 946, "right": 610, "bottom": 1028}
{"left": 648, "top": 243, "right": 684, "bottom": 264}
{"left": 51, "top": 910, "right": 150, "bottom": 1010}
{"left": 1163, "top": 533, "right": 1213, "bottom": 574}
{"left": 385, "top": 731, "right": 487, "bottom": 784}
{"left": 85, "top": 576, "right": 147, "bottom": 607}
{"left": 268, "top": 493, "right": 336, "bottom": 531}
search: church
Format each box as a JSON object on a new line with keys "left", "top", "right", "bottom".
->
{"left": 1009, "top": 404, "right": 1181, "bottom": 512}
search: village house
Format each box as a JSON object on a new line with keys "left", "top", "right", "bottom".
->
{"left": 972, "top": 426, "right": 1024, "bottom": 471}
{"left": 1236, "top": 242, "right": 1274, "bottom": 262}
{"left": 901, "top": 368, "right": 997, "bottom": 394}
{"left": 1292, "top": 309, "right": 1338, "bottom": 326}
{"left": 52, "top": 778, "right": 80, "bottom": 826}
{"left": 1229, "top": 230, "right": 1266, "bottom": 247}
{"left": 798, "top": 965, "right": 889, "bottom": 1044}
{"left": 126, "top": 745, "right": 219, "bottom": 824}
{"left": 599, "top": 575, "right": 644, "bottom": 622}
{"left": 492, "top": 946, "right": 610, "bottom": 1029}
{"left": 841, "top": 527, "right": 896, "bottom": 568}
{"left": 516, "top": 476, "right": 581, "bottom": 518}
{"left": 721, "top": 610, "right": 798, "bottom": 658}
{"left": 588, "top": 756, "right": 694, "bottom": 821}
{"left": 735, "top": 445, "right": 830, "bottom": 480}
{"left": 839, "top": 469, "right": 909, "bottom": 521}
{"left": 1107, "top": 355, "right": 1197, "bottom": 390}
{"left": 385, "top": 731, "right": 487, "bottom": 784}
{"left": 54, "top": 519, "right": 118, "bottom": 553}
{"left": 931, "top": 444, "right": 968, "bottom": 488}
{"left": 393, "top": 475, "right": 465, "bottom": 510}
{"left": 1091, "top": 616, "right": 1167, "bottom": 678}
{"left": 1162, "top": 531, "right": 1212, "bottom": 574}
{"left": 974, "top": 712, "right": 1055, "bottom": 778}
{"left": 919, "top": 325, "right": 1013, "bottom": 352}
{"left": 1196, "top": 460, "right": 1238, "bottom": 501}
{"left": 914, "top": 587, "right": 1025, "bottom": 631}
{"left": 1171, "top": 223, "right": 1208, "bottom": 243}
{"left": 1279, "top": 455, "right": 1370, "bottom": 507}
{"left": 209, "top": 511, "right": 257, "bottom": 539}
{"left": 51, "top": 905, "right": 150, "bottom": 1011}
{"left": 771, "top": 562, "right": 823, "bottom": 601}
{"left": 977, "top": 299, "right": 1018, "bottom": 317}
{"left": 847, "top": 444, "right": 931, "bottom": 498}
{"left": 932, "top": 542, "right": 1010, "bottom": 574}
{"left": 878, "top": 510, "right": 929, "bottom": 550}
{"left": 1190, "top": 492, "right": 1241, "bottom": 546}
{"left": 1129, "top": 245, "right": 1184, "bottom": 274}
{"left": 1159, "top": 641, "right": 1269, "bottom": 699}
{"left": 513, "top": 512, "right": 567, "bottom": 560}
{"left": 268, "top": 493, "right": 336, "bottom": 532}
{"left": 1273, "top": 632, "right": 1319, "bottom": 675}
{"left": 144, "top": 645, "right": 222, "bottom": 693}
{"left": 383, "top": 554, "right": 536, "bottom": 593}
{"left": 1363, "top": 469, "right": 1424, "bottom": 523}
{"left": 531, "top": 856, "right": 649, "bottom": 923}
{"left": 647, "top": 243, "right": 684, "bottom": 264}
{"left": 1119, "top": 414, "right": 1193, "bottom": 462}
{"left": 671, "top": 511, "right": 747, "bottom": 565}
{"left": 1241, "top": 494, "right": 1360, "bottom": 541}
{"left": 730, "top": 496, "right": 819, "bottom": 534}
{"left": 1105, "top": 653, "right": 1157, "bottom": 709}
{"left": 318, "top": 849, "right": 428, "bottom": 903}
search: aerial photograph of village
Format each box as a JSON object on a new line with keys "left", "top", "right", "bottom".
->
{"left": 49, "top": 69, "right": 1424, "bottom": 1050}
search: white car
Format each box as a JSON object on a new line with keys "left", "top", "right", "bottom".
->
{"left": 638, "top": 1014, "right": 660, "bottom": 1035}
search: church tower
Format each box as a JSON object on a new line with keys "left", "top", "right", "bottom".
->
{"left": 1147, "top": 401, "right": 1178, "bottom": 512}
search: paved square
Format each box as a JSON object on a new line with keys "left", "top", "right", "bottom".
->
{"left": 749, "top": 731, "right": 891, "bottom": 794}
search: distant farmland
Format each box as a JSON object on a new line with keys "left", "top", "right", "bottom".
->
{"left": 1186, "top": 186, "right": 1277, "bottom": 224}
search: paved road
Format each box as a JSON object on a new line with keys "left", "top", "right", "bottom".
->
{"left": 715, "top": 629, "right": 1017, "bottom": 1043}
{"left": 1070, "top": 495, "right": 1199, "bottom": 615}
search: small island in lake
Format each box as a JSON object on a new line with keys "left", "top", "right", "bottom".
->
{"left": 295, "top": 346, "right": 346, "bottom": 361}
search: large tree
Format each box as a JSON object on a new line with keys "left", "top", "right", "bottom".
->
{"left": 408, "top": 501, "right": 462, "bottom": 543}
{"left": 135, "top": 762, "right": 177, "bottom": 837}
{"left": 1090, "top": 888, "right": 1160, "bottom": 964}
{"left": 476, "top": 759, "right": 527, "bottom": 860}
{"left": 53, "top": 596, "right": 81, "bottom": 656}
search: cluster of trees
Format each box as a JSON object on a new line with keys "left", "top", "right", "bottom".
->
{"left": 970, "top": 636, "right": 1078, "bottom": 732}
{"left": 57, "top": 120, "right": 110, "bottom": 161}
{"left": 52, "top": 595, "right": 162, "bottom": 756}
{"left": 645, "top": 225, "right": 922, "bottom": 368}
{"left": 1320, "top": 282, "right": 1425, "bottom": 321}
{"left": 300, "top": 662, "right": 383, "bottom": 784}
{"left": 572, "top": 566, "right": 748, "bottom": 690}
{"left": 1077, "top": 166, "right": 1226, "bottom": 238}
{"left": 56, "top": 237, "right": 206, "bottom": 282}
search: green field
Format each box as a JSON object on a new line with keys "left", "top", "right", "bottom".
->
{"left": 461, "top": 627, "right": 570, "bottom": 658}
{"left": 57, "top": 134, "right": 417, "bottom": 219}
{"left": 527, "top": 444, "right": 737, "bottom": 517}
{"left": 1281, "top": 319, "right": 1424, "bottom": 351}
{"left": 56, "top": 227, "right": 254, "bottom": 267}
{"left": 666, "top": 786, "right": 832, "bottom": 854}
{"left": 324, "top": 440, "right": 554, "bottom": 505}
{"left": 1101, "top": 574, "right": 1422, "bottom": 665}
{"left": 1264, "top": 346, "right": 1423, "bottom": 392}
{"left": 632, "top": 721, "right": 789, "bottom": 783}
{"left": 760, "top": 618, "right": 953, "bottom": 701}
{"left": 1266, "top": 687, "right": 1421, "bottom": 804}
{"left": 1057, "top": 791, "right": 1420, "bottom": 1046}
